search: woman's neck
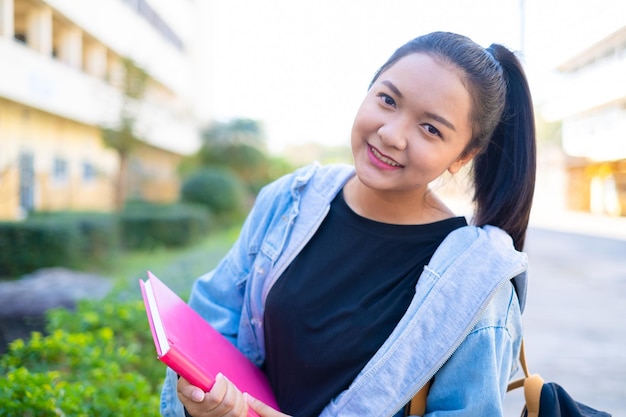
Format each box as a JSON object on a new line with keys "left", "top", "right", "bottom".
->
{"left": 342, "top": 177, "right": 455, "bottom": 225}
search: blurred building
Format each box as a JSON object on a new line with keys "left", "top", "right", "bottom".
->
{"left": 0, "top": 0, "right": 201, "bottom": 220}
{"left": 544, "top": 25, "right": 626, "bottom": 216}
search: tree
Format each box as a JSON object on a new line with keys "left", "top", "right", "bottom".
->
{"left": 101, "top": 59, "right": 148, "bottom": 210}
{"left": 202, "top": 118, "right": 266, "bottom": 147}
{"left": 196, "top": 119, "right": 273, "bottom": 193}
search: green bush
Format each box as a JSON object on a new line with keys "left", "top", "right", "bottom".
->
{"left": 7, "top": 364, "right": 157, "bottom": 417}
{"left": 33, "top": 211, "right": 120, "bottom": 268}
{"left": 45, "top": 298, "right": 164, "bottom": 386}
{"left": 181, "top": 168, "right": 246, "bottom": 217}
{"left": 0, "top": 212, "right": 119, "bottom": 278}
{"left": 0, "top": 298, "right": 163, "bottom": 416}
{"left": 120, "top": 202, "right": 213, "bottom": 250}
{"left": 0, "top": 220, "right": 80, "bottom": 277}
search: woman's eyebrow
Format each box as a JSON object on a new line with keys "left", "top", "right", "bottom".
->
{"left": 382, "top": 80, "right": 403, "bottom": 98}
{"left": 425, "top": 111, "right": 456, "bottom": 132}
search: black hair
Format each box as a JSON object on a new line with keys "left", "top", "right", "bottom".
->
{"left": 371, "top": 32, "right": 536, "bottom": 250}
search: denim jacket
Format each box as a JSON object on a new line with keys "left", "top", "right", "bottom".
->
{"left": 160, "top": 162, "right": 528, "bottom": 417}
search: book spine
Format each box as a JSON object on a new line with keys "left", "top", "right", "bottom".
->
{"left": 160, "top": 347, "right": 215, "bottom": 392}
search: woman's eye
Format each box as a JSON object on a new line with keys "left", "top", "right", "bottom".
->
{"left": 378, "top": 93, "right": 396, "bottom": 107}
{"left": 424, "top": 124, "right": 441, "bottom": 137}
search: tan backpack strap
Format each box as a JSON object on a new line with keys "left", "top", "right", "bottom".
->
{"left": 507, "top": 339, "right": 530, "bottom": 391}
{"left": 405, "top": 379, "right": 431, "bottom": 416}
{"left": 506, "top": 339, "right": 544, "bottom": 417}
{"left": 523, "top": 374, "right": 544, "bottom": 417}
{"left": 519, "top": 339, "right": 531, "bottom": 378}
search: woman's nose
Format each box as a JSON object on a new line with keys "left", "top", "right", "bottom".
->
{"left": 378, "top": 117, "right": 408, "bottom": 150}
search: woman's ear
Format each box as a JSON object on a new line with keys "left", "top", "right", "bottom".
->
{"left": 448, "top": 149, "right": 478, "bottom": 174}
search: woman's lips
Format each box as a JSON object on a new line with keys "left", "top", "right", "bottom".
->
{"left": 367, "top": 145, "right": 403, "bottom": 169}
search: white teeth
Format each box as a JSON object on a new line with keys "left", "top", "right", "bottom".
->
{"left": 371, "top": 146, "right": 401, "bottom": 167}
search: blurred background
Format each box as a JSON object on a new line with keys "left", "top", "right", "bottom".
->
{"left": 1, "top": 0, "right": 625, "bottom": 222}
{"left": 0, "top": 0, "right": 624, "bottom": 415}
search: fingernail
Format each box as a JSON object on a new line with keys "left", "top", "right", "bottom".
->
{"left": 191, "top": 388, "right": 204, "bottom": 402}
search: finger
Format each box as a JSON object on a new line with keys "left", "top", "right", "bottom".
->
{"left": 204, "top": 373, "right": 229, "bottom": 406}
{"left": 222, "top": 377, "right": 248, "bottom": 417}
{"left": 177, "top": 377, "right": 206, "bottom": 403}
{"left": 246, "top": 394, "right": 291, "bottom": 417}
{"left": 206, "top": 373, "right": 247, "bottom": 416}
{"left": 179, "top": 375, "right": 232, "bottom": 417}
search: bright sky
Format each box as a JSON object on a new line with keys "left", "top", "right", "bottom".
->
{"left": 196, "top": 0, "right": 626, "bottom": 154}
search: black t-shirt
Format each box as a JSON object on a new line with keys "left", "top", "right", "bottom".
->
{"left": 263, "top": 191, "right": 466, "bottom": 417}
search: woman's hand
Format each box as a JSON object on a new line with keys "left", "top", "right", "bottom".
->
{"left": 178, "top": 373, "right": 292, "bottom": 417}
{"left": 178, "top": 373, "right": 249, "bottom": 417}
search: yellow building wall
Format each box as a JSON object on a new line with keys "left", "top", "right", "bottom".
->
{"left": 565, "top": 159, "right": 626, "bottom": 216}
{"left": 0, "top": 98, "right": 183, "bottom": 220}
{"left": 127, "top": 143, "right": 182, "bottom": 204}
{"left": 0, "top": 168, "right": 20, "bottom": 220}
{"left": 0, "top": 100, "right": 26, "bottom": 219}
{"left": 565, "top": 163, "right": 591, "bottom": 213}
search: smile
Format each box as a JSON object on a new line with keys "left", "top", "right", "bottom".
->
{"left": 369, "top": 145, "right": 403, "bottom": 167}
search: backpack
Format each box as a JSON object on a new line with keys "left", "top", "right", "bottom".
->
{"left": 405, "top": 340, "right": 612, "bottom": 416}
{"left": 505, "top": 340, "right": 612, "bottom": 417}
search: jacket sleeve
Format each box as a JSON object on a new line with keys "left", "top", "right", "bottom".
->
{"left": 420, "top": 284, "right": 522, "bottom": 417}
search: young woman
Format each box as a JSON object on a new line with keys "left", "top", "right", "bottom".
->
{"left": 161, "top": 31, "right": 536, "bottom": 417}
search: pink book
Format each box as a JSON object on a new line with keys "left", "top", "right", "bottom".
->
{"left": 139, "top": 271, "right": 280, "bottom": 416}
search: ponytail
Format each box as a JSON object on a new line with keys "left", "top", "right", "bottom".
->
{"left": 471, "top": 45, "right": 536, "bottom": 251}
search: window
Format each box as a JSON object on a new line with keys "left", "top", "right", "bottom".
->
{"left": 82, "top": 161, "right": 96, "bottom": 183}
{"left": 53, "top": 156, "right": 68, "bottom": 184}
{"left": 19, "top": 151, "right": 35, "bottom": 214}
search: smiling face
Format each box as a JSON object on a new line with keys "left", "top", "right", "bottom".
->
{"left": 350, "top": 52, "right": 474, "bottom": 201}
